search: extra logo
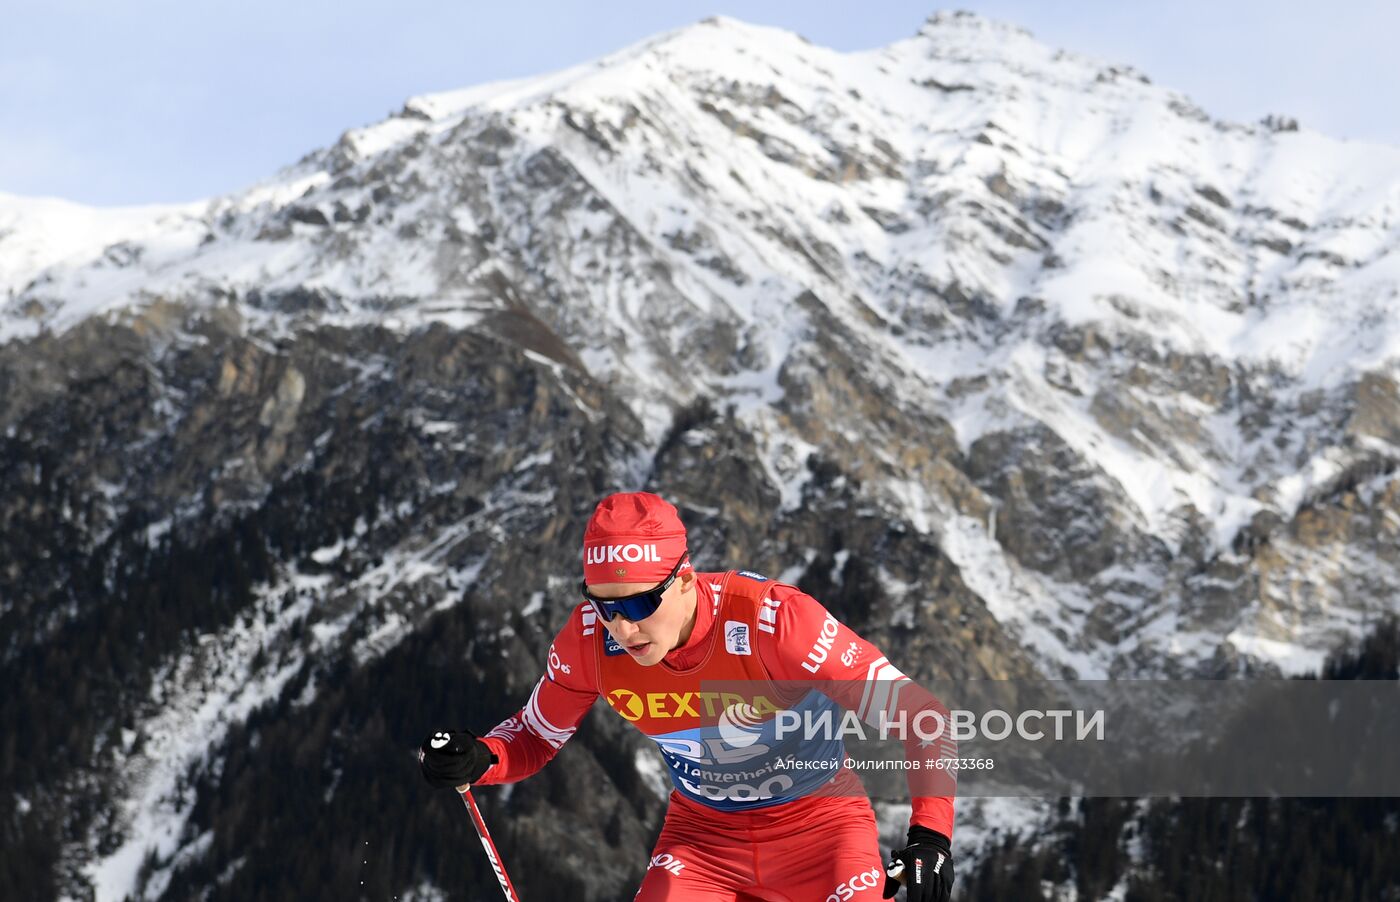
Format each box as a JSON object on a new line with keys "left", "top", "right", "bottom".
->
{"left": 430, "top": 731, "right": 450, "bottom": 749}
{"left": 606, "top": 689, "right": 779, "bottom": 722}
{"left": 724, "top": 620, "right": 751, "bottom": 656}
{"left": 825, "top": 867, "right": 881, "bottom": 902}
{"left": 585, "top": 543, "right": 663, "bottom": 564}
{"left": 736, "top": 570, "right": 768, "bottom": 581}
{"left": 608, "top": 689, "right": 646, "bottom": 720}
{"left": 840, "top": 640, "right": 860, "bottom": 668}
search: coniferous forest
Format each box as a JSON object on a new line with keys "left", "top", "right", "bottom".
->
{"left": 960, "top": 619, "right": 1400, "bottom": 901}
{"left": 4, "top": 471, "right": 1393, "bottom": 902}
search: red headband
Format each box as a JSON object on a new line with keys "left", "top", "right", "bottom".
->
{"left": 582, "top": 492, "right": 689, "bottom": 585}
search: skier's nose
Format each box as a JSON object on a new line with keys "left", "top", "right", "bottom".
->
{"left": 610, "top": 617, "right": 641, "bottom": 641}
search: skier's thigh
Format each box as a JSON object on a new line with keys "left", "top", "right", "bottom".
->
{"left": 802, "top": 851, "right": 886, "bottom": 902}
{"left": 633, "top": 855, "right": 739, "bottom": 902}
{"left": 754, "top": 805, "right": 884, "bottom": 901}
{"left": 636, "top": 806, "right": 749, "bottom": 900}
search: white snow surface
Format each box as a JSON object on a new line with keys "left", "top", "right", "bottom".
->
{"left": 13, "top": 13, "right": 1400, "bottom": 893}
{"left": 81, "top": 576, "right": 320, "bottom": 902}
{"left": 0, "top": 192, "right": 202, "bottom": 300}
{"left": 72, "top": 471, "right": 532, "bottom": 900}
{"left": 6, "top": 13, "right": 1395, "bottom": 668}
{"left": 6, "top": 15, "right": 1393, "bottom": 666}
{"left": 7, "top": 14, "right": 1398, "bottom": 376}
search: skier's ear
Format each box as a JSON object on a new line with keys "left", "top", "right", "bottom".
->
{"left": 679, "top": 570, "right": 695, "bottom": 591}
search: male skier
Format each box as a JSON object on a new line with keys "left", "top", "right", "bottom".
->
{"left": 421, "top": 492, "right": 955, "bottom": 901}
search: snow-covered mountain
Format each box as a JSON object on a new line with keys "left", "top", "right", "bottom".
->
{"left": 3, "top": 11, "right": 1399, "bottom": 901}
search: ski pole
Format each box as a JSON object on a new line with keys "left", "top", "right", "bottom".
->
{"left": 458, "top": 785, "right": 521, "bottom": 901}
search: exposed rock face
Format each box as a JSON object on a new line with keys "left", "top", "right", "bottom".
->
{"left": 2, "top": 10, "right": 1400, "bottom": 900}
{"left": 966, "top": 425, "right": 1151, "bottom": 583}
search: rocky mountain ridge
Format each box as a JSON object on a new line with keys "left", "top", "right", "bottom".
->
{"left": 2, "top": 11, "right": 1399, "bottom": 900}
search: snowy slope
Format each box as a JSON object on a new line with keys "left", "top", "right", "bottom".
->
{"left": 0, "top": 192, "right": 202, "bottom": 301}
{"left": 7, "top": 14, "right": 1400, "bottom": 675}
{"left": 8, "top": 12, "right": 1400, "bottom": 901}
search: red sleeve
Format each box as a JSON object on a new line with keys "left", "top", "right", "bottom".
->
{"left": 756, "top": 583, "right": 957, "bottom": 840}
{"left": 474, "top": 604, "right": 599, "bottom": 785}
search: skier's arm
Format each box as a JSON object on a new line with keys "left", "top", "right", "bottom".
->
{"left": 756, "top": 583, "right": 956, "bottom": 839}
{"left": 473, "top": 605, "right": 599, "bottom": 785}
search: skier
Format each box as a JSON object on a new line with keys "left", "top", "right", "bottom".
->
{"left": 421, "top": 492, "right": 955, "bottom": 901}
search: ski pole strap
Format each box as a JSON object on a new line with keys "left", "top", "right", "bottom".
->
{"left": 459, "top": 787, "right": 521, "bottom": 901}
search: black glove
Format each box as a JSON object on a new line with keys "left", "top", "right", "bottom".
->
{"left": 883, "top": 827, "right": 954, "bottom": 902}
{"left": 418, "top": 729, "right": 496, "bottom": 788}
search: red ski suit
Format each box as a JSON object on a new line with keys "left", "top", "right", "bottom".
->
{"left": 476, "top": 570, "right": 956, "bottom": 901}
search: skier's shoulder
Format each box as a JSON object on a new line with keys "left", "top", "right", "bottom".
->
{"left": 541, "top": 602, "right": 602, "bottom": 658}
{"left": 544, "top": 602, "right": 599, "bottom": 687}
{"left": 708, "top": 568, "right": 828, "bottom": 630}
{"left": 752, "top": 577, "right": 833, "bottom": 640}
{"left": 712, "top": 566, "right": 818, "bottom": 601}
{"left": 563, "top": 600, "right": 602, "bottom": 641}
{"left": 705, "top": 567, "right": 776, "bottom": 596}
{"left": 691, "top": 568, "right": 771, "bottom": 618}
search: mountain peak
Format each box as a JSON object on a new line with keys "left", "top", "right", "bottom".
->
{"left": 920, "top": 8, "right": 1035, "bottom": 40}
{"left": 908, "top": 9, "right": 1149, "bottom": 96}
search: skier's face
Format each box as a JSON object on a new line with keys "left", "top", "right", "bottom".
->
{"left": 591, "top": 570, "right": 697, "bottom": 666}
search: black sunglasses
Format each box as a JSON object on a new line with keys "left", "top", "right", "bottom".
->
{"left": 580, "top": 555, "right": 689, "bottom": 622}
